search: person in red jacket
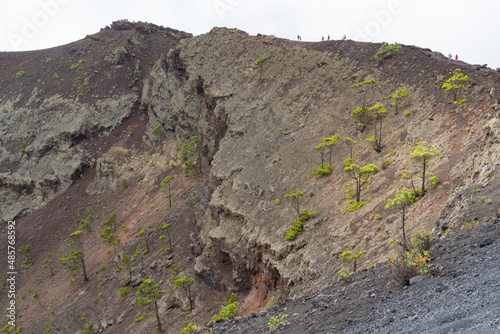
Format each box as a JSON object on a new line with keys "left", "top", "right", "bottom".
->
{"left": 455, "top": 54, "right": 458, "bottom": 60}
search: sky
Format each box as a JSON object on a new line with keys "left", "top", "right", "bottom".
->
{"left": 1, "top": 0, "right": 499, "bottom": 69}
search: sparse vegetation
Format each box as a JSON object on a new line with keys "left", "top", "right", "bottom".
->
{"left": 16, "top": 70, "right": 26, "bottom": 78}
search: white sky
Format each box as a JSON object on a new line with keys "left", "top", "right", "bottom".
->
{"left": 1, "top": 0, "right": 499, "bottom": 69}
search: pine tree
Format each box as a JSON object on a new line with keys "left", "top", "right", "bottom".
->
{"left": 391, "top": 85, "right": 410, "bottom": 115}
{"left": 161, "top": 176, "right": 175, "bottom": 208}
{"left": 410, "top": 142, "right": 441, "bottom": 196}
{"left": 284, "top": 189, "right": 304, "bottom": 216}
{"left": 136, "top": 279, "right": 167, "bottom": 333}
{"left": 174, "top": 276, "right": 195, "bottom": 311}
{"left": 385, "top": 188, "right": 418, "bottom": 245}
{"left": 366, "top": 102, "right": 387, "bottom": 153}
{"left": 442, "top": 69, "right": 469, "bottom": 102}
{"left": 60, "top": 231, "right": 88, "bottom": 281}
{"left": 344, "top": 159, "right": 380, "bottom": 202}
{"left": 339, "top": 248, "right": 367, "bottom": 272}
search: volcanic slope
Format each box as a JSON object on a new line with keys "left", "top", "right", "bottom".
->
{"left": 0, "top": 23, "right": 500, "bottom": 333}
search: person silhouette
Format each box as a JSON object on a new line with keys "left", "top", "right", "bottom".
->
{"left": 455, "top": 54, "right": 458, "bottom": 60}
{"left": 322, "top": 36, "right": 324, "bottom": 41}
{"left": 327, "top": 35, "right": 330, "bottom": 40}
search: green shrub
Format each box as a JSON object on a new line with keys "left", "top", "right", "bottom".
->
{"left": 134, "top": 313, "right": 146, "bottom": 323}
{"left": 429, "top": 176, "right": 439, "bottom": 188}
{"left": 346, "top": 201, "right": 368, "bottom": 212}
{"left": 20, "top": 141, "right": 28, "bottom": 152}
{"left": 337, "top": 268, "right": 354, "bottom": 282}
{"left": 181, "top": 323, "right": 200, "bottom": 334}
{"left": 410, "top": 230, "right": 435, "bottom": 253}
{"left": 210, "top": 293, "right": 239, "bottom": 323}
{"left": 16, "top": 70, "right": 26, "bottom": 78}
{"left": 381, "top": 159, "right": 391, "bottom": 170}
{"left": 285, "top": 210, "right": 316, "bottom": 240}
{"left": 312, "top": 163, "right": 333, "bottom": 176}
{"left": 388, "top": 249, "right": 432, "bottom": 286}
{"left": 119, "top": 287, "right": 133, "bottom": 297}
{"left": 121, "top": 179, "right": 128, "bottom": 189}
{"left": 478, "top": 195, "right": 492, "bottom": 204}
{"left": 269, "top": 314, "right": 287, "bottom": 329}
{"left": 375, "top": 43, "right": 402, "bottom": 63}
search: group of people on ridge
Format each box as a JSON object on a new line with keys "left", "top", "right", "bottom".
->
{"left": 297, "top": 34, "right": 347, "bottom": 41}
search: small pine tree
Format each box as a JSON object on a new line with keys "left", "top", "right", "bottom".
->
{"left": 19, "top": 244, "right": 32, "bottom": 265}
{"left": 391, "top": 85, "right": 410, "bottom": 115}
{"left": 339, "top": 248, "right": 367, "bottom": 273}
{"left": 385, "top": 187, "right": 418, "bottom": 245}
{"left": 351, "top": 79, "right": 376, "bottom": 132}
{"left": 161, "top": 176, "right": 175, "bottom": 208}
{"left": 284, "top": 189, "right": 304, "bottom": 216}
{"left": 60, "top": 231, "right": 88, "bottom": 281}
{"left": 343, "top": 136, "right": 358, "bottom": 159}
{"left": 104, "top": 213, "right": 117, "bottom": 232}
{"left": 43, "top": 253, "right": 54, "bottom": 276}
{"left": 117, "top": 252, "right": 132, "bottom": 282}
{"left": 255, "top": 56, "right": 269, "bottom": 84}
{"left": 174, "top": 276, "right": 195, "bottom": 311}
{"left": 410, "top": 142, "right": 441, "bottom": 196}
{"left": 366, "top": 102, "right": 387, "bottom": 153}
{"left": 442, "top": 69, "right": 469, "bottom": 102}
{"left": 344, "top": 159, "right": 380, "bottom": 203}
{"left": 159, "top": 223, "right": 173, "bottom": 253}
{"left": 136, "top": 279, "right": 166, "bottom": 333}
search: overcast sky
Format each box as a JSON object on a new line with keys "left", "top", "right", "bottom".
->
{"left": 1, "top": 0, "right": 499, "bottom": 69}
